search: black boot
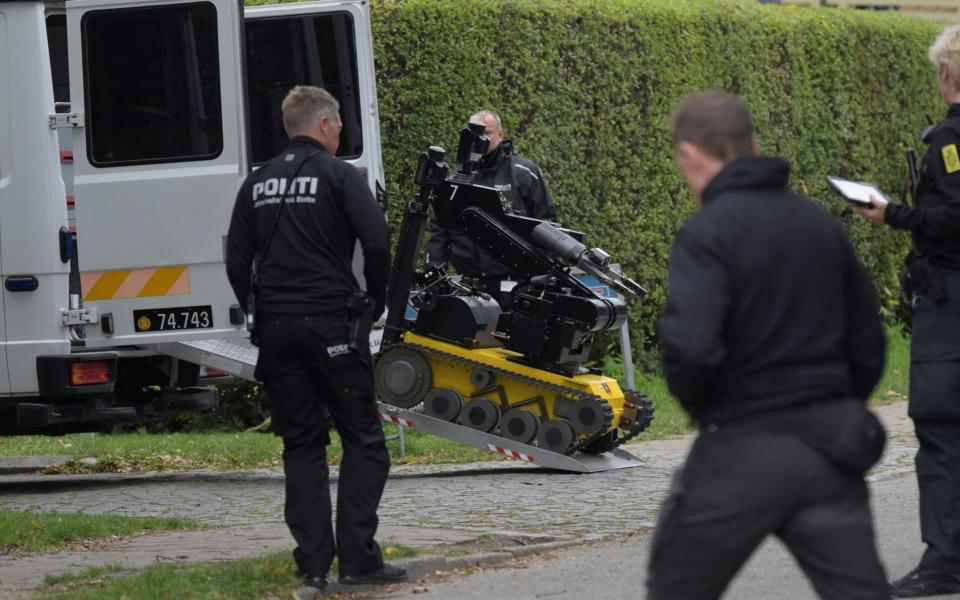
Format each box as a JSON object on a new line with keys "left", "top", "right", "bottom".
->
{"left": 302, "top": 575, "right": 327, "bottom": 589}
{"left": 339, "top": 563, "right": 408, "bottom": 585}
{"left": 890, "top": 567, "right": 960, "bottom": 597}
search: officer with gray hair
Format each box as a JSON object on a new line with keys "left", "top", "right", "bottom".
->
{"left": 855, "top": 24, "right": 960, "bottom": 597}
{"left": 226, "top": 85, "right": 405, "bottom": 594}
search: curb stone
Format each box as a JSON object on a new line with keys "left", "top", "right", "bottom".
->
{"left": 442, "top": 552, "right": 515, "bottom": 572}
{"left": 319, "top": 537, "right": 605, "bottom": 596}
{"left": 292, "top": 586, "right": 321, "bottom": 600}
{"left": 505, "top": 540, "right": 589, "bottom": 558}
{"left": 0, "top": 461, "right": 530, "bottom": 488}
{"left": 0, "top": 455, "right": 70, "bottom": 475}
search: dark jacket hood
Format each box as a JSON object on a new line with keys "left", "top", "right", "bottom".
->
{"left": 702, "top": 156, "right": 791, "bottom": 204}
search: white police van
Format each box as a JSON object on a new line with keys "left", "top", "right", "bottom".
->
{"left": 0, "top": 0, "right": 385, "bottom": 433}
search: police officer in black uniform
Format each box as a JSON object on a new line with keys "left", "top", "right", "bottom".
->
{"left": 226, "top": 86, "right": 405, "bottom": 592}
{"left": 425, "top": 110, "right": 556, "bottom": 303}
{"left": 855, "top": 24, "right": 960, "bottom": 598}
{"left": 649, "top": 91, "right": 888, "bottom": 600}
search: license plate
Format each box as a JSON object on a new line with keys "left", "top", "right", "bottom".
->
{"left": 133, "top": 305, "right": 213, "bottom": 332}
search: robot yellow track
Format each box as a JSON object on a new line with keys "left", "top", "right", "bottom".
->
{"left": 375, "top": 331, "right": 653, "bottom": 458}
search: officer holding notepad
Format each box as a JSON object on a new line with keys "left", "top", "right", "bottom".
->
{"left": 854, "top": 24, "right": 960, "bottom": 598}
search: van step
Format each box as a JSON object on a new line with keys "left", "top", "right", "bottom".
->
{"left": 159, "top": 387, "right": 218, "bottom": 411}
{"left": 16, "top": 402, "right": 137, "bottom": 428}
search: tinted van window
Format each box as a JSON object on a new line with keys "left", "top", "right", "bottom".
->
{"left": 46, "top": 14, "right": 69, "bottom": 104}
{"left": 246, "top": 12, "right": 362, "bottom": 162}
{"left": 83, "top": 2, "right": 223, "bottom": 166}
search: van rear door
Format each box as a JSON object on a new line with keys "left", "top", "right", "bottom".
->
{"left": 244, "top": 0, "right": 385, "bottom": 290}
{"left": 245, "top": 0, "right": 382, "bottom": 182}
{"left": 66, "top": 0, "right": 248, "bottom": 347}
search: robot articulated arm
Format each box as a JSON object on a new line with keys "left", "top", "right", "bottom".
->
{"left": 528, "top": 222, "right": 647, "bottom": 300}
{"left": 384, "top": 122, "right": 647, "bottom": 374}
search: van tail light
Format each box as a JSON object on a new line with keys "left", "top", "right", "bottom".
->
{"left": 70, "top": 361, "right": 111, "bottom": 385}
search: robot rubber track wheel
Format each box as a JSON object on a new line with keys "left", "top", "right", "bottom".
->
{"left": 459, "top": 397, "right": 500, "bottom": 433}
{"left": 537, "top": 419, "right": 577, "bottom": 455}
{"left": 567, "top": 397, "right": 613, "bottom": 436}
{"left": 500, "top": 408, "right": 541, "bottom": 444}
{"left": 423, "top": 387, "right": 464, "bottom": 422}
{"left": 373, "top": 346, "right": 432, "bottom": 409}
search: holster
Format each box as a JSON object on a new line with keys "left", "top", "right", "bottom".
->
{"left": 751, "top": 400, "right": 887, "bottom": 476}
{"left": 246, "top": 273, "right": 259, "bottom": 347}
{"left": 347, "top": 292, "right": 374, "bottom": 355}
{"left": 903, "top": 254, "right": 947, "bottom": 304}
{"left": 801, "top": 400, "right": 887, "bottom": 476}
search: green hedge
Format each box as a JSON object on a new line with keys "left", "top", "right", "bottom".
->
{"left": 255, "top": 0, "right": 943, "bottom": 348}
{"left": 370, "top": 0, "right": 943, "bottom": 346}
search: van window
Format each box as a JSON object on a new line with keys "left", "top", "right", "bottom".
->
{"left": 46, "top": 14, "right": 69, "bottom": 104}
{"left": 246, "top": 12, "right": 363, "bottom": 163}
{"left": 82, "top": 2, "right": 223, "bottom": 166}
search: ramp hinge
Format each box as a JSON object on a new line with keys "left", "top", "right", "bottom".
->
{"left": 61, "top": 307, "right": 99, "bottom": 326}
{"left": 48, "top": 112, "right": 85, "bottom": 130}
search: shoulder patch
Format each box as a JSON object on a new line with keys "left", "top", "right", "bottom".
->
{"left": 943, "top": 144, "right": 960, "bottom": 174}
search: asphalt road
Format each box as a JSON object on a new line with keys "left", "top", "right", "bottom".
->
{"left": 380, "top": 473, "right": 960, "bottom": 600}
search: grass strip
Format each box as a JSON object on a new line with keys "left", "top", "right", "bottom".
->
{"left": 33, "top": 544, "right": 418, "bottom": 600}
{"left": 43, "top": 565, "right": 132, "bottom": 586}
{"left": 0, "top": 510, "right": 200, "bottom": 554}
{"left": 0, "top": 428, "right": 499, "bottom": 474}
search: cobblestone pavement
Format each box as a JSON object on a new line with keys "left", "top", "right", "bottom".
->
{"left": 0, "top": 402, "right": 918, "bottom": 596}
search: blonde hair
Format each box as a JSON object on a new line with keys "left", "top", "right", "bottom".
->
{"left": 929, "top": 25, "right": 960, "bottom": 92}
{"left": 281, "top": 86, "right": 340, "bottom": 137}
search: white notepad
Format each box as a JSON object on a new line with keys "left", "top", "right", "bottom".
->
{"left": 826, "top": 175, "right": 889, "bottom": 206}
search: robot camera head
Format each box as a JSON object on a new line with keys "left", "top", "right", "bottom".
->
{"left": 455, "top": 119, "right": 489, "bottom": 175}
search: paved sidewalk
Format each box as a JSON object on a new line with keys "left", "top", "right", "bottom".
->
{"left": 0, "top": 401, "right": 917, "bottom": 597}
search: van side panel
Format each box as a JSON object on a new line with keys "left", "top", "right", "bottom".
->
{"left": 0, "top": 2, "right": 70, "bottom": 396}
{"left": 0, "top": 8, "right": 12, "bottom": 396}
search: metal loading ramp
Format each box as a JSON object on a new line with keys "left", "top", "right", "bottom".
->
{"left": 379, "top": 404, "right": 643, "bottom": 473}
{"left": 149, "top": 338, "right": 644, "bottom": 473}
{"left": 153, "top": 338, "right": 260, "bottom": 382}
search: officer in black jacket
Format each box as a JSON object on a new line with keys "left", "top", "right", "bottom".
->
{"left": 425, "top": 110, "right": 556, "bottom": 302}
{"left": 855, "top": 24, "right": 960, "bottom": 598}
{"left": 226, "top": 86, "right": 405, "bottom": 592}
{"left": 648, "top": 91, "right": 888, "bottom": 600}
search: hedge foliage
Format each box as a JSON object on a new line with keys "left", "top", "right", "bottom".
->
{"left": 255, "top": 0, "right": 944, "bottom": 348}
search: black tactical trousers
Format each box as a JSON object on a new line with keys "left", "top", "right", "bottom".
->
{"left": 909, "top": 270, "right": 960, "bottom": 573}
{"left": 647, "top": 428, "right": 887, "bottom": 600}
{"left": 257, "top": 314, "right": 389, "bottom": 579}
